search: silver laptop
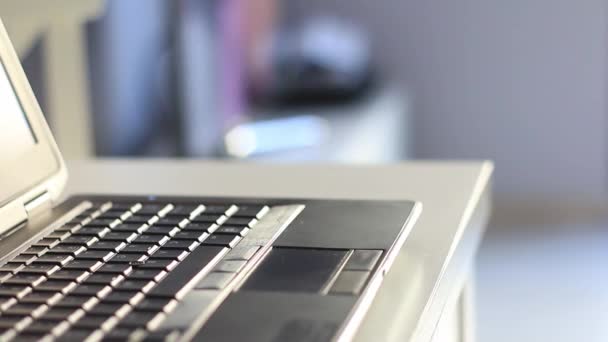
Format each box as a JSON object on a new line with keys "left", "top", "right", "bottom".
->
{"left": 0, "top": 19, "right": 421, "bottom": 342}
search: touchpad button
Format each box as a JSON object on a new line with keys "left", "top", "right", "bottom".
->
{"left": 242, "top": 248, "right": 348, "bottom": 293}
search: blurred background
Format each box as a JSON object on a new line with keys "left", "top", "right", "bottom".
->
{"left": 1, "top": 0, "right": 607, "bottom": 341}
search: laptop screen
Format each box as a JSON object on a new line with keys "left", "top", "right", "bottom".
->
{"left": 0, "top": 59, "right": 36, "bottom": 163}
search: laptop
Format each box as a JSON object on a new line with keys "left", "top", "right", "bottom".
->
{"left": 0, "top": 20, "right": 421, "bottom": 342}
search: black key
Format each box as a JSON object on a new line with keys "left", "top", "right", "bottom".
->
{"left": 96, "top": 263, "right": 133, "bottom": 275}
{"left": 128, "top": 269, "right": 166, "bottom": 282}
{"left": 148, "top": 246, "right": 224, "bottom": 298}
{"left": 102, "top": 291, "right": 140, "bottom": 304}
{"left": 223, "top": 217, "right": 257, "bottom": 227}
{"left": 190, "top": 214, "right": 222, "bottom": 223}
{"left": 3, "top": 274, "right": 46, "bottom": 286}
{"left": 0, "top": 285, "right": 31, "bottom": 298}
{"left": 165, "top": 205, "right": 199, "bottom": 217}
{"left": 64, "top": 260, "right": 103, "bottom": 272}
{"left": 20, "top": 264, "right": 60, "bottom": 276}
{"left": 83, "top": 274, "right": 124, "bottom": 286}
{"left": 32, "top": 238, "right": 60, "bottom": 248}
{"left": 72, "top": 315, "right": 110, "bottom": 329}
{"left": 47, "top": 245, "right": 87, "bottom": 256}
{"left": 34, "top": 254, "right": 73, "bottom": 265}
{"left": 54, "top": 295, "right": 92, "bottom": 308}
{"left": 181, "top": 222, "right": 214, "bottom": 232}
{"left": 215, "top": 226, "right": 248, "bottom": 235}
{"left": 2, "top": 303, "right": 41, "bottom": 316}
{"left": 72, "top": 227, "right": 110, "bottom": 237}
{"left": 57, "top": 329, "right": 94, "bottom": 340}
{"left": 97, "top": 211, "right": 126, "bottom": 220}
{"left": 121, "top": 244, "right": 158, "bottom": 255}
{"left": 108, "top": 253, "right": 147, "bottom": 264}
{"left": 85, "top": 218, "right": 117, "bottom": 227}
{"left": 233, "top": 205, "right": 269, "bottom": 218}
{"left": 102, "top": 232, "right": 138, "bottom": 242}
{"left": 20, "top": 320, "right": 59, "bottom": 334}
{"left": 162, "top": 240, "right": 198, "bottom": 251}
{"left": 149, "top": 249, "right": 188, "bottom": 261}
{"left": 0, "top": 316, "right": 29, "bottom": 330}
{"left": 155, "top": 217, "right": 183, "bottom": 227}
{"left": 35, "top": 280, "right": 75, "bottom": 293}
{"left": 0, "top": 262, "right": 24, "bottom": 273}
{"left": 61, "top": 236, "right": 98, "bottom": 246}
{"left": 75, "top": 250, "right": 115, "bottom": 262}
{"left": 124, "top": 215, "right": 153, "bottom": 224}
{"left": 119, "top": 311, "right": 158, "bottom": 327}
{"left": 71, "top": 284, "right": 109, "bottom": 296}
{"left": 172, "top": 231, "right": 206, "bottom": 242}
{"left": 0, "top": 271, "right": 13, "bottom": 281}
{"left": 134, "top": 298, "right": 172, "bottom": 312}
{"left": 89, "top": 241, "right": 126, "bottom": 252}
{"left": 132, "top": 235, "right": 169, "bottom": 245}
{"left": 115, "top": 280, "right": 154, "bottom": 292}
{"left": 21, "top": 246, "right": 48, "bottom": 256}
{"left": 49, "top": 270, "right": 89, "bottom": 282}
{"left": 113, "top": 224, "right": 145, "bottom": 233}
{"left": 87, "top": 303, "right": 125, "bottom": 316}
{"left": 138, "top": 259, "right": 178, "bottom": 271}
{"left": 38, "top": 307, "right": 81, "bottom": 321}
{"left": 20, "top": 291, "right": 61, "bottom": 304}
{"left": 9, "top": 254, "right": 37, "bottom": 264}
{"left": 109, "top": 203, "right": 136, "bottom": 211}
{"left": 202, "top": 205, "right": 232, "bottom": 214}
{"left": 137, "top": 204, "right": 167, "bottom": 215}
{"left": 202, "top": 234, "right": 240, "bottom": 248}
{"left": 103, "top": 327, "right": 136, "bottom": 340}
{"left": 142, "top": 226, "right": 178, "bottom": 236}
{"left": 55, "top": 224, "right": 80, "bottom": 233}
{"left": 46, "top": 231, "right": 72, "bottom": 240}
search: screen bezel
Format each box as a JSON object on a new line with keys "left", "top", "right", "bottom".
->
{"left": 0, "top": 20, "right": 66, "bottom": 207}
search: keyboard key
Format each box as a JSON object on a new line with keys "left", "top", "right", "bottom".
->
{"left": 0, "top": 271, "right": 13, "bottom": 282}
{"left": 34, "top": 280, "right": 76, "bottom": 294}
{"left": 19, "top": 321, "right": 59, "bottom": 335}
{"left": 61, "top": 236, "right": 98, "bottom": 247}
{"left": 20, "top": 291, "right": 62, "bottom": 306}
{"left": 0, "top": 296, "right": 17, "bottom": 310}
{"left": 137, "top": 259, "right": 179, "bottom": 271}
{"left": 87, "top": 303, "right": 127, "bottom": 317}
{"left": 9, "top": 254, "right": 37, "bottom": 264}
{"left": 107, "top": 253, "right": 148, "bottom": 264}
{"left": 75, "top": 251, "right": 115, "bottom": 262}
{"left": 190, "top": 214, "right": 223, "bottom": 223}
{"left": 112, "top": 224, "right": 146, "bottom": 233}
{"left": 89, "top": 241, "right": 126, "bottom": 252}
{"left": 38, "top": 307, "right": 83, "bottom": 322}
{"left": 34, "top": 254, "right": 74, "bottom": 265}
{"left": 32, "top": 238, "right": 60, "bottom": 248}
{"left": 56, "top": 329, "right": 94, "bottom": 340}
{"left": 223, "top": 217, "right": 257, "bottom": 227}
{"left": 161, "top": 240, "right": 199, "bottom": 251}
{"left": 103, "top": 291, "right": 144, "bottom": 305}
{"left": 202, "top": 234, "right": 241, "bottom": 248}
{"left": 96, "top": 264, "right": 133, "bottom": 275}
{"left": 128, "top": 269, "right": 167, "bottom": 282}
{"left": 3, "top": 303, "right": 47, "bottom": 318}
{"left": 134, "top": 297, "right": 175, "bottom": 312}
{"left": 172, "top": 231, "right": 207, "bottom": 242}
{"left": 202, "top": 205, "right": 234, "bottom": 215}
{"left": 233, "top": 205, "right": 269, "bottom": 219}
{"left": 119, "top": 311, "right": 159, "bottom": 327}
{"left": 3, "top": 274, "right": 46, "bottom": 286}
{"left": 148, "top": 246, "right": 225, "bottom": 299}
{"left": 49, "top": 270, "right": 90, "bottom": 283}
{"left": 47, "top": 245, "right": 87, "bottom": 256}
{"left": 131, "top": 235, "right": 169, "bottom": 245}
{"left": 137, "top": 204, "right": 167, "bottom": 215}
{"left": 121, "top": 244, "right": 159, "bottom": 255}
{"left": 71, "top": 284, "right": 112, "bottom": 297}
{"left": 83, "top": 274, "right": 125, "bottom": 287}
{"left": 46, "top": 231, "right": 72, "bottom": 240}
{"left": 149, "top": 249, "right": 189, "bottom": 261}
{"left": 115, "top": 280, "right": 155, "bottom": 293}
{"left": 85, "top": 219, "right": 117, "bottom": 227}
{"left": 0, "top": 286, "right": 31, "bottom": 298}
{"left": 54, "top": 295, "right": 96, "bottom": 309}
{"left": 21, "top": 246, "right": 48, "bottom": 256}
{"left": 101, "top": 232, "right": 138, "bottom": 243}
{"left": 155, "top": 218, "right": 183, "bottom": 227}
{"left": 64, "top": 260, "right": 103, "bottom": 272}
{"left": 215, "top": 226, "right": 249, "bottom": 236}
{"left": 72, "top": 227, "right": 111, "bottom": 238}
{"left": 20, "top": 264, "right": 60, "bottom": 276}
{"left": 142, "top": 226, "right": 180, "bottom": 236}
{"left": 181, "top": 222, "right": 215, "bottom": 232}
{"left": 0, "top": 263, "right": 25, "bottom": 273}
{"left": 72, "top": 315, "right": 112, "bottom": 329}
{"left": 124, "top": 215, "right": 153, "bottom": 224}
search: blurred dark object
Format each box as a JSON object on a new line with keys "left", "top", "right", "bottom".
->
{"left": 251, "top": 16, "right": 374, "bottom": 106}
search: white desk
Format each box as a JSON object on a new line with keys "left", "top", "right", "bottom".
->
{"left": 65, "top": 159, "right": 493, "bottom": 341}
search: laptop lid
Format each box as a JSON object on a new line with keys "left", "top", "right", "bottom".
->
{"left": 0, "top": 19, "right": 67, "bottom": 233}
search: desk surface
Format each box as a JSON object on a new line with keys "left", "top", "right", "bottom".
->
{"left": 65, "top": 159, "right": 493, "bottom": 341}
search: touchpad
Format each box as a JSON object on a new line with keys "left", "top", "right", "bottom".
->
{"left": 242, "top": 248, "right": 348, "bottom": 293}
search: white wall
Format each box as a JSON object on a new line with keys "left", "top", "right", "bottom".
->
{"left": 289, "top": 0, "right": 607, "bottom": 200}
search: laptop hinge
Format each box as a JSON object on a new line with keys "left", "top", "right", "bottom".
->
{"left": 24, "top": 191, "right": 52, "bottom": 217}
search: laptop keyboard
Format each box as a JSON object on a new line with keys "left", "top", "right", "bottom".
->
{"left": 0, "top": 201, "right": 301, "bottom": 341}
